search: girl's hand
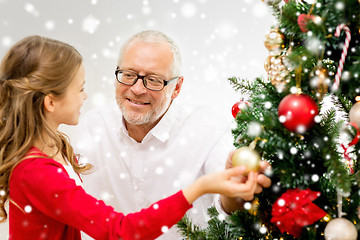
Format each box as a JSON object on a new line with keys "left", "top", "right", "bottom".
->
{"left": 226, "top": 150, "right": 272, "bottom": 189}
{"left": 219, "top": 150, "right": 272, "bottom": 213}
{"left": 183, "top": 166, "right": 259, "bottom": 205}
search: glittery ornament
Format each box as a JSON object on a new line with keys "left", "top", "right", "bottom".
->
{"left": 309, "top": 64, "right": 329, "bottom": 100}
{"left": 265, "top": 55, "right": 290, "bottom": 91}
{"left": 264, "top": 28, "right": 285, "bottom": 55}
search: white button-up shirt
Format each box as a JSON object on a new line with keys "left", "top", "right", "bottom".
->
{"left": 70, "top": 101, "right": 234, "bottom": 239}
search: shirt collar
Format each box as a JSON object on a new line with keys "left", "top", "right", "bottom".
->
{"left": 119, "top": 101, "right": 179, "bottom": 143}
{"left": 149, "top": 102, "right": 179, "bottom": 142}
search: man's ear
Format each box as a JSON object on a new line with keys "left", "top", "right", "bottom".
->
{"left": 171, "top": 76, "right": 184, "bottom": 99}
{"left": 43, "top": 94, "right": 56, "bottom": 113}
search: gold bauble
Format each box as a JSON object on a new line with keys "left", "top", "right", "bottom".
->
{"left": 232, "top": 147, "right": 261, "bottom": 175}
{"left": 264, "top": 28, "right": 285, "bottom": 54}
{"left": 349, "top": 101, "right": 360, "bottom": 127}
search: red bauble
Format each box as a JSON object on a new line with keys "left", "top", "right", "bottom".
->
{"left": 232, "top": 100, "right": 250, "bottom": 118}
{"left": 278, "top": 94, "right": 318, "bottom": 133}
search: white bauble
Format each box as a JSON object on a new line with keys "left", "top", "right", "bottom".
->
{"left": 349, "top": 102, "right": 360, "bottom": 127}
{"left": 324, "top": 218, "right": 358, "bottom": 240}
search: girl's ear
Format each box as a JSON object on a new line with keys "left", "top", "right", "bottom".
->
{"left": 43, "top": 94, "right": 56, "bottom": 113}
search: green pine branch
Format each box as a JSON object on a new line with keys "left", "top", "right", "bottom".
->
{"left": 179, "top": 1, "right": 360, "bottom": 239}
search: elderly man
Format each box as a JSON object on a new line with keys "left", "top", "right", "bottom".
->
{"left": 72, "top": 30, "right": 271, "bottom": 239}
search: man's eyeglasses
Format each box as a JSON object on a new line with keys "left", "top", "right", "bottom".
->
{"left": 115, "top": 68, "right": 179, "bottom": 91}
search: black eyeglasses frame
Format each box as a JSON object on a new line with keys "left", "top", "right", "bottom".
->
{"left": 115, "top": 68, "right": 179, "bottom": 91}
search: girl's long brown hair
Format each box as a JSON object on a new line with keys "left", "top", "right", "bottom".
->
{"left": 0, "top": 35, "right": 92, "bottom": 222}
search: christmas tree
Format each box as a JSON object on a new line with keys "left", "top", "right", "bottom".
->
{"left": 178, "top": 0, "right": 360, "bottom": 239}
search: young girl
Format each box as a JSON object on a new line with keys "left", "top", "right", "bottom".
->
{"left": 0, "top": 36, "right": 259, "bottom": 240}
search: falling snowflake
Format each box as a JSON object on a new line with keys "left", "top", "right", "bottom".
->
{"left": 181, "top": 3, "right": 197, "bottom": 18}
{"left": 335, "top": 2, "right": 345, "bottom": 10}
{"left": 247, "top": 122, "right": 262, "bottom": 137}
{"left": 277, "top": 198, "right": 285, "bottom": 207}
{"left": 91, "top": 92, "right": 106, "bottom": 106}
{"left": 2, "top": 36, "right": 12, "bottom": 47}
{"left": 45, "top": 20, "right": 55, "bottom": 30}
{"left": 259, "top": 226, "right": 267, "bottom": 234}
{"left": 215, "top": 22, "right": 237, "bottom": 39}
{"left": 24, "top": 205, "right": 32, "bottom": 213}
{"left": 312, "top": 174, "right": 319, "bottom": 182}
{"left": 252, "top": 2, "right": 268, "bottom": 18}
{"left": 161, "top": 226, "right": 169, "bottom": 233}
{"left": 100, "top": 191, "right": 113, "bottom": 201}
{"left": 82, "top": 15, "right": 100, "bottom": 34}
{"left": 306, "top": 37, "right": 323, "bottom": 54}
{"left": 244, "top": 202, "right": 252, "bottom": 210}
{"left": 142, "top": 6, "right": 151, "bottom": 15}
{"left": 155, "top": 167, "right": 164, "bottom": 175}
{"left": 290, "top": 147, "right": 298, "bottom": 155}
{"left": 24, "top": 3, "right": 39, "bottom": 17}
{"left": 217, "top": 214, "right": 226, "bottom": 221}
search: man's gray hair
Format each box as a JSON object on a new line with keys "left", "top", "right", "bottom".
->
{"left": 118, "top": 30, "right": 182, "bottom": 77}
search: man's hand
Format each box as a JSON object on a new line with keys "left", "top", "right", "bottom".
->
{"left": 220, "top": 150, "right": 272, "bottom": 214}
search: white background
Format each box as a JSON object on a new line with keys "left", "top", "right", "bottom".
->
{"left": 0, "top": 0, "right": 275, "bottom": 238}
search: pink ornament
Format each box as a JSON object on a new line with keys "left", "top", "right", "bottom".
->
{"left": 297, "top": 14, "right": 316, "bottom": 32}
{"left": 278, "top": 94, "right": 319, "bottom": 133}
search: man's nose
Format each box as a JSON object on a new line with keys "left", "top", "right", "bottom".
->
{"left": 130, "top": 77, "right": 147, "bottom": 94}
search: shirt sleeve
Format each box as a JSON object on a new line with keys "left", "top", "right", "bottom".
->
{"left": 213, "top": 193, "right": 231, "bottom": 218}
{"left": 16, "top": 158, "right": 192, "bottom": 240}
